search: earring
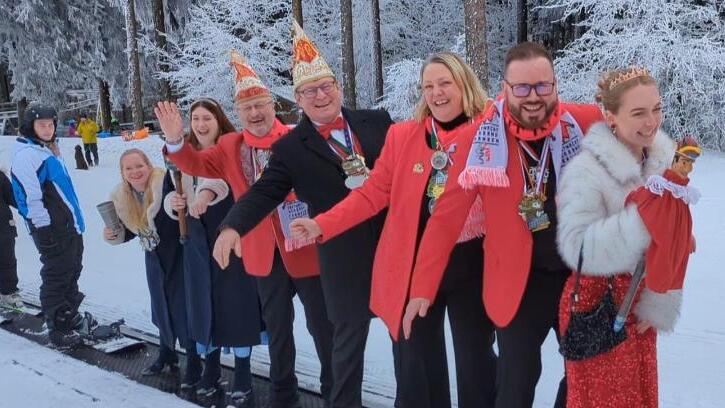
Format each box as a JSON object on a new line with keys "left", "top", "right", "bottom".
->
{"left": 610, "top": 126, "right": 617, "bottom": 136}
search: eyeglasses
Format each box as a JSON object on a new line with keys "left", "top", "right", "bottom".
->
{"left": 297, "top": 81, "right": 337, "bottom": 99}
{"left": 504, "top": 80, "right": 556, "bottom": 97}
{"left": 238, "top": 99, "right": 274, "bottom": 114}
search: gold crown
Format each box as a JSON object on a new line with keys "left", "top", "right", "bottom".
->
{"left": 609, "top": 67, "right": 651, "bottom": 90}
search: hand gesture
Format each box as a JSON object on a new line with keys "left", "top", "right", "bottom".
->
{"left": 289, "top": 218, "right": 322, "bottom": 241}
{"left": 169, "top": 192, "right": 187, "bottom": 212}
{"left": 189, "top": 190, "right": 215, "bottom": 218}
{"left": 213, "top": 227, "right": 242, "bottom": 269}
{"left": 401, "top": 298, "right": 431, "bottom": 340}
{"left": 103, "top": 226, "right": 119, "bottom": 241}
{"left": 154, "top": 101, "right": 185, "bottom": 144}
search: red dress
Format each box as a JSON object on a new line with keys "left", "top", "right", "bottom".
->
{"left": 559, "top": 274, "right": 658, "bottom": 408}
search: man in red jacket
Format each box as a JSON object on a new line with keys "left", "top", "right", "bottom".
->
{"left": 404, "top": 42, "right": 604, "bottom": 408}
{"left": 157, "top": 50, "right": 333, "bottom": 408}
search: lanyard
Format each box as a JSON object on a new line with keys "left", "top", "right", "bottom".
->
{"left": 517, "top": 137, "right": 551, "bottom": 195}
{"left": 429, "top": 119, "right": 455, "bottom": 166}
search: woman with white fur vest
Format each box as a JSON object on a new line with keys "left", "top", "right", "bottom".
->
{"left": 556, "top": 67, "right": 678, "bottom": 408}
{"left": 102, "top": 148, "right": 201, "bottom": 387}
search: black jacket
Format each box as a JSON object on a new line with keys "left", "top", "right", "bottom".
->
{"left": 222, "top": 108, "right": 394, "bottom": 322}
{"left": 0, "top": 171, "right": 17, "bottom": 238}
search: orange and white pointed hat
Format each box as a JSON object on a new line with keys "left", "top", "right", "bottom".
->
{"left": 291, "top": 20, "right": 335, "bottom": 92}
{"left": 230, "top": 50, "right": 271, "bottom": 103}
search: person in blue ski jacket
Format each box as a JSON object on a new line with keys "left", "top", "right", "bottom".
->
{"left": 10, "top": 104, "right": 92, "bottom": 348}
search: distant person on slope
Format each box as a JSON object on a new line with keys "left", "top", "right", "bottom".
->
{"left": 10, "top": 104, "right": 93, "bottom": 348}
{"left": 77, "top": 115, "right": 99, "bottom": 166}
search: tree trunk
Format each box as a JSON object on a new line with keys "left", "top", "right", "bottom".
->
{"left": 0, "top": 63, "right": 10, "bottom": 103}
{"left": 151, "top": 0, "right": 172, "bottom": 101}
{"left": 516, "top": 0, "right": 528, "bottom": 43}
{"left": 340, "top": 0, "right": 357, "bottom": 109}
{"left": 17, "top": 98, "right": 28, "bottom": 135}
{"left": 124, "top": 0, "right": 145, "bottom": 130}
{"left": 293, "top": 0, "right": 303, "bottom": 27}
{"left": 98, "top": 79, "right": 112, "bottom": 131}
{"left": 371, "top": 0, "right": 384, "bottom": 102}
{"left": 463, "top": 0, "right": 489, "bottom": 91}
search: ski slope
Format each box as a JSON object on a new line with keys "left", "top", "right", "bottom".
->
{"left": 1, "top": 134, "right": 724, "bottom": 407}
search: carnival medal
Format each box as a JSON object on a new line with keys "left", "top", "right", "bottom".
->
{"left": 341, "top": 154, "right": 369, "bottom": 189}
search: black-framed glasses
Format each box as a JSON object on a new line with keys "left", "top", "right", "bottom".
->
{"left": 504, "top": 80, "right": 556, "bottom": 97}
{"left": 297, "top": 81, "right": 337, "bottom": 99}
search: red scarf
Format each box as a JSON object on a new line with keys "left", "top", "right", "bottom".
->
{"left": 503, "top": 99, "right": 562, "bottom": 141}
{"left": 242, "top": 118, "right": 289, "bottom": 149}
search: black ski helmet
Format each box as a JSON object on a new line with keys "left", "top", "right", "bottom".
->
{"left": 20, "top": 104, "right": 58, "bottom": 143}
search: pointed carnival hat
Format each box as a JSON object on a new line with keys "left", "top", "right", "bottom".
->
{"left": 291, "top": 20, "right": 335, "bottom": 92}
{"left": 675, "top": 135, "right": 702, "bottom": 161}
{"left": 230, "top": 49, "right": 271, "bottom": 103}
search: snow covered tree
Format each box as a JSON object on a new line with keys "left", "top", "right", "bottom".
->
{"left": 371, "top": 0, "right": 384, "bottom": 102}
{"left": 340, "top": 0, "right": 357, "bottom": 108}
{"left": 464, "top": 0, "right": 489, "bottom": 89}
{"left": 548, "top": 0, "right": 725, "bottom": 150}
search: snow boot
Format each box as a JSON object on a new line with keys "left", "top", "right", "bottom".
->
{"left": 196, "top": 348, "right": 222, "bottom": 399}
{"left": 230, "top": 356, "right": 254, "bottom": 407}
{"left": 181, "top": 350, "right": 202, "bottom": 390}
{"left": 47, "top": 309, "right": 83, "bottom": 349}
{"left": 142, "top": 345, "right": 179, "bottom": 376}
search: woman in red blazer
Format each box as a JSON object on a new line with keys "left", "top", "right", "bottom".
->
{"left": 290, "top": 52, "right": 496, "bottom": 408}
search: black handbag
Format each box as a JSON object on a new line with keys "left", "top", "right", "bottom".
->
{"left": 559, "top": 245, "right": 628, "bottom": 361}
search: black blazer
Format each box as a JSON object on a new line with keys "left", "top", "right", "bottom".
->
{"left": 222, "top": 107, "right": 394, "bottom": 322}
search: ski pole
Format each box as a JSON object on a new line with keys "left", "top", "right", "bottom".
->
{"left": 613, "top": 256, "right": 646, "bottom": 332}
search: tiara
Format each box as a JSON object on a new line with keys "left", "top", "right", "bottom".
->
{"left": 609, "top": 67, "right": 651, "bottom": 90}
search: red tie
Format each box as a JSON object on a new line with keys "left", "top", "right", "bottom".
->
{"left": 316, "top": 117, "right": 346, "bottom": 140}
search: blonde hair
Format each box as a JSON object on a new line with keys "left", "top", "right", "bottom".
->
{"left": 118, "top": 149, "right": 155, "bottom": 231}
{"left": 595, "top": 67, "right": 657, "bottom": 114}
{"left": 413, "top": 52, "right": 489, "bottom": 122}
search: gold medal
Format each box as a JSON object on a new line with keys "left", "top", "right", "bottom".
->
{"left": 518, "top": 193, "right": 550, "bottom": 232}
{"left": 341, "top": 154, "right": 367, "bottom": 176}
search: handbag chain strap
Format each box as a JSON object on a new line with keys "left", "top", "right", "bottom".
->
{"left": 570, "top": 243, "right": 614, "bottom": 312}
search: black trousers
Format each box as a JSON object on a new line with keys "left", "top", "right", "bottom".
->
{"left": 329, "top": 318, "right": 370, "bottom": 408}
{"left": 83, "top": 142, "right": 98, "bottom": 165}
{"left": 256, "top": 251, "right": 334, "bottom": 407}
{"left": 394, "top": 240, "right": 496, "bottom": 408}
{"left": 31, "top": 231, "right": 84, "bottom": 323}
{"left": 494, "top": 268, "right": 569, "bottom": 408}
{"left": 0, "top": 234, "right": 18, "bottom": 295}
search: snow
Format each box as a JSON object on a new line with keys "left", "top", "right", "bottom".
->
{"left": 2, "top": 134, "right": 724, "bottom": 407}
{"left": 0, "top": 329, "right": 199, "bottom": 408}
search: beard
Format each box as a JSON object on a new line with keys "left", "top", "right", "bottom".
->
{"left": 507, "top": 98, "right": 557, "bottom": 129}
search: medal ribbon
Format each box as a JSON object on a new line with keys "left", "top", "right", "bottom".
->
{"left": 326, "top": 123, "right": 363, "bottom": 161}
{"left": 516, "top": 137, "right": 552, "bottom": 195}
{"left": 430, "top": 119, "right": 454, "bottom": 166}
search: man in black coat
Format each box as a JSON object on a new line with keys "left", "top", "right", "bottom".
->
{"left": 214, "top": 20, "right": 393, "bottom": 408}
{"left": 0, "top": 170, "right": 20, "bottom": 309}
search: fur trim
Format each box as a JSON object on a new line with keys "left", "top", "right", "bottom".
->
{"left": 110, "top": 168, "right": 166, "bottom": 235}
{"left": 196, "top": 177, "right": 229, "bottom": 206}
{"left": 583, "top": 123, "right": 675, "bottom": 185}
{"left": 633, "top": 288, "right": 682, "bottom": 332}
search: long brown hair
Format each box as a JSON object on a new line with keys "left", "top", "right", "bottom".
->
{"left": 118, "top": 148, "right": 155, "bottom": 231}
{"left": 186, "top": 98, "right": 236, "bottom": 149}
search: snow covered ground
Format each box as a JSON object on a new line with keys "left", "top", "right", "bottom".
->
{"left": 1, "top": 134, "right": 724, "bottom": 407}
{"left": 0, "top": 329, "right": 199, "bottom": 408}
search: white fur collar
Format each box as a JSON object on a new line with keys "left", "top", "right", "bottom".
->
{"left": 583, "top": 122, "right": 676, "bottom": 185}
{"left": 110, "top": 168, "right": 167, "bottom": 235}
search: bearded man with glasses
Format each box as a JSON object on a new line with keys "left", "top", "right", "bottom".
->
{"left": 214, "top": 22, "right": 392, "bottom": 408}
{"left": 405, "top": 42, "right": 603, "bottom": 408}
